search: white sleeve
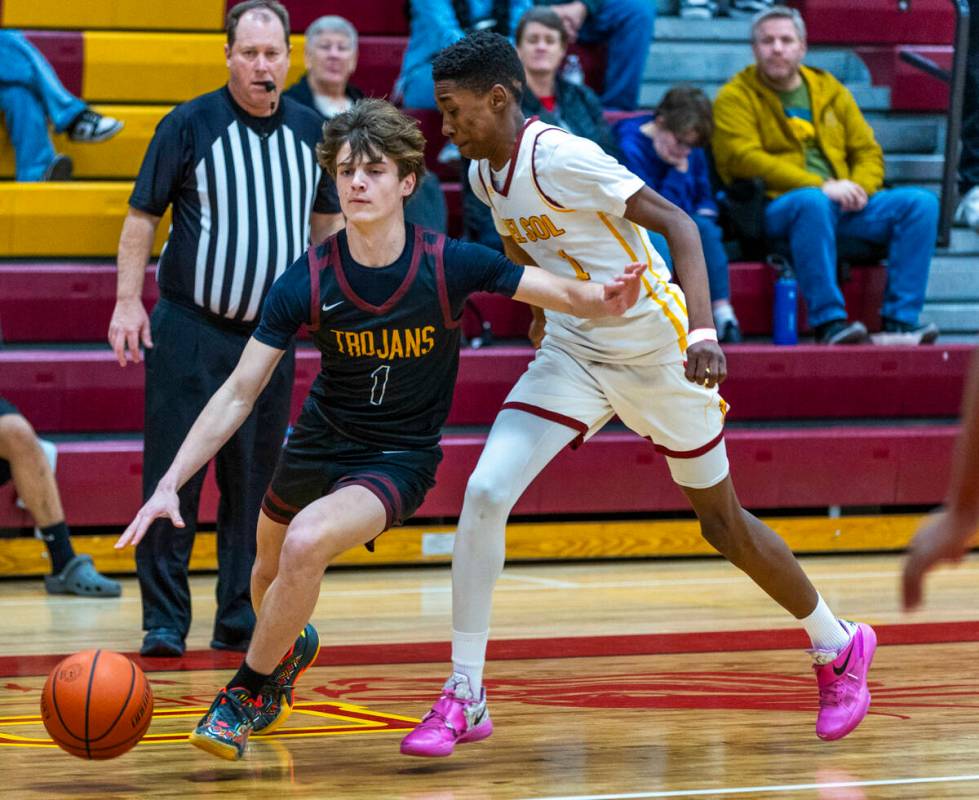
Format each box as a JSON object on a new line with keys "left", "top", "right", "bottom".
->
{"left": 535, "top": 132, "right": 645, "bottom": 217}
{"left": 467, "top": 159, "right": 508, "bottom": 236}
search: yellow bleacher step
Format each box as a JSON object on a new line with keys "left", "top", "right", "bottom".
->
{"left": 84, "top": 32, "right": 311, "bottom": 103}
{"left": 0, "top": 105, "right": 168, "bottom": 180}
{"left": 0, "top": 182, "right": 169, "bottom": 257}
{"left": 0, "top": 515, "right": 925, "bottom": 577}
{"left": 1, "top": 0, "right": 225, "bottom": 31}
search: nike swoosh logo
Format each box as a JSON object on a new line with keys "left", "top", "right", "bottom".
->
{"left": 321, "top": 300, "right": 343, "bottom": 312}
{"left": 833, "top": 645, "right": 853, "bottom": 676}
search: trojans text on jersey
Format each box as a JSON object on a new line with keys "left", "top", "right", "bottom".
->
{"left": 330, "top": 326, "right": 436, "bottom": 360}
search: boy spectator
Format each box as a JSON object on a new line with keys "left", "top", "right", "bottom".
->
{"left": 617, "top": 86, "right": 741, "bottom": 342}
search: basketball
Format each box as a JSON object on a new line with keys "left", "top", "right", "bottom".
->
{"left": 40, "top": 649, "right": 154, "bottom": 759}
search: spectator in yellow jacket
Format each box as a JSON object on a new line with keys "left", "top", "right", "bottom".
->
{"left": 712, "top": 5, "right": 939, "bottom": 345}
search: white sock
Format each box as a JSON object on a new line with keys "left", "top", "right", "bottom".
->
{"left": 800, "top": 595, "right": 852, "bottom": 653}
{"left": 452, "top": 629, "right": 489, "bottom": 695}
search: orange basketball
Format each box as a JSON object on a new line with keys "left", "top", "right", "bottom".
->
{"left": 40, "top": 649, "right": 154, "bottom": 759}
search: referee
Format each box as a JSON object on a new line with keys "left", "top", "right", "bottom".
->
{"left": 108, "top": 0, "right": 343, "bottom": 658}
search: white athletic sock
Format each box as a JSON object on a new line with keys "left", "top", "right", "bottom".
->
{"left": 452, "top": 629, "right": 489, "bottom": 695}
{"left": 801, "top": 595, "right": 852, "bottom": 653}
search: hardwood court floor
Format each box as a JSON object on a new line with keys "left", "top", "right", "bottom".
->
{"left": 2, "top": 552, "right": 979, "bottom": 798}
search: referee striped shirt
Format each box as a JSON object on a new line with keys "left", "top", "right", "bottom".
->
{"left": 130, "top": 86, "right": 340, "bottom": 327}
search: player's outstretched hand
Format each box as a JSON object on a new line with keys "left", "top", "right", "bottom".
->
{"left": 685, "top": 340, "right": 726, "bottom": 388}
{"left": 115, "top": 485, "right": 185, "bottom": 549}
{"left": 902, "top": 509, "right": 977, "bottom": 610}
{"left": 602, "top": 262, "right": 645, "bottom": 315}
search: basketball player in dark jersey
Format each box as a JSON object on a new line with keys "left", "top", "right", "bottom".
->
{"left": 115, "top": 98, "right": 644, "bottom": 761}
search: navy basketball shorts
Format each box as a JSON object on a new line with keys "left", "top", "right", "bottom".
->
{"left": 0, "top": 396, "right": 21, "bottom": 487}
{"left": 261, "top": 406, "right": 442, "bottom": 543}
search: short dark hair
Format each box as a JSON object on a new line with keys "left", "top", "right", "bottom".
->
{"left": 432, "top": 31, "right": 525, "bottom": 103}
{"left": 226, "top": 0, "right": 290, "bottom": 48}
{"left": 515, "top": 7, "right": 567, "bottom": 47}
{"left": 655, "top": 85, "right": 714, "bottom": 146}
{"left": 317, "top": 99, "right": 427, "bottom": 201}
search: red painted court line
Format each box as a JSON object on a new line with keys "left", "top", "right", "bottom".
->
{"left": 4, "top": 620, "right": 978, "bottom": 678}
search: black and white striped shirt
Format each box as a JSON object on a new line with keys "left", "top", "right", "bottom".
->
{"left": 130, "top": 87, "right": 340, "bottom": 327}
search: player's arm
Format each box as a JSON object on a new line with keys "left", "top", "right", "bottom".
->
{"left": 903, "top": 349, "right": 979, "bottom": 609}
{"left": 115, "top": 338, "right": 285, "bottom": 548}
{"left": 513, "top": 259, "right": 644, "bottom": 319}
{"left": 624, "top": 186, "right": 725, "bottom": 388}
{"left": 502, "top": 236, "right": 548, "bottom": 348}
{"left": 109, "top": 208, "right": 161, "bottom": 366}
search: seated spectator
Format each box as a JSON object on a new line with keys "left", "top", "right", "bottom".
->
{"left": 616, "top": 86, "right": 741, "bottom": 343}
{"left": 0, "top": 398, "right": 120, "bottom": 597}
{"left": 0, "top": 30, "right": 123, "bottom": 181}
{"left": 284, "top": 15, "right": 363, "bottom": 117}
{"left": 516, "top": 6, "right": 617, "bottom": 155}
{"left": 396, "top": 0, "right": 533, "bottom": 109}
{"left": 713, "top": 5, "right": 939, "bottom": 345}
{"left": 535, "top": 0, "right": 655, "bottom": 111}
{"left": 288, "top": 15, "right": 447, "bottom": 232}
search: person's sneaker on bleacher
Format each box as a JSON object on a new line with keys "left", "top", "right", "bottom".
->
{"left": 870, "top": 319, "right": 940, "bottom": 346}
{"left": 252, "top": 623, "right": 321, "bottom": 735}
{"left": 41, "top": 153, "right": 72, "bottom": 181}
{"left": 67, "top": 109, "right": 124, "bottom": 143}
{"left": 400, "top": 672, "right": 493, "bottom": 757}
{"left": 814, "top": 319, "right": 869, "bottom": 345}
{"left": 726, "top": 0, "right": 773, "bottom": 17}
{"left": 681, "top": 0, "right": 718, "bottom": 19}
{"left": 189, "top": 687, "right": 259, "bottom": 761}
{"left": 955, "top": 185, "right": 979, "bottom": 231}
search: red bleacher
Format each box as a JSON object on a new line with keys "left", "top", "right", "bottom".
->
{"left": 267, "top": 0, "right": 410, "bottom": 36}
{"left": 0, "top": 345, "right": 970, "bottom": 434}
{"left": 855, "top": 45, "right": 952, "bottom": 112}
{"left": 0, "top": 261, "right": 886, "bottom": 343}
{"left": 0, "top": 423, "right": 958, "bottom": 529}
{"left": 791, "top": 0, "right": 955, "bottom": 45}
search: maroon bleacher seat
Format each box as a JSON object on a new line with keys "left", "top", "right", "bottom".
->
{"left": 790, "top": 0, "right": 954, "bottom": 45}
{"left": 21, "top": 31, "right": 83, "bottom": 96}
{"left": 1, "top": 345, "right": 970, "bottom": 434}
{"left": 264, "top": 0, "right": 411, "bottom": 36}
{"left": 0, "top": 423, "right": 957, "bottom": 528}
{"left": 353, "top": 35, "right": 407, "bottom": 101}
{"left": 855, "top": 45, "right": 952, "bottom": 112}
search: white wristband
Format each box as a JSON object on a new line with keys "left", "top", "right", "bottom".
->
{"left": 687, "top": 328, "right": 718, "bottom": 346}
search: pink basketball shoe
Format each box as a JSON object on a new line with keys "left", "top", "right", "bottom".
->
{"left": 810, "top": 621, "right": 877, "bottom": 741}
{"left": 400, "top": 673, "right": 493, "bottom": 757}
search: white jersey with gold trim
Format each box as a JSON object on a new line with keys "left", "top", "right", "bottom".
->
{"left": 470, "top": 118, "right": 689, "bottom": 364}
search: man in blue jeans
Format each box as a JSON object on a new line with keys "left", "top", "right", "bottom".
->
{"left": 397, "top": 1, "right": 654, "bottom": 112}
{"left": 0, "top": 30, "right": 123, "bottom": 181}
{"left": 538, "top": 0, "right": 655, "bottom": 110}
{"left": 713, "top": 6, "right": 939, "bottom": 345}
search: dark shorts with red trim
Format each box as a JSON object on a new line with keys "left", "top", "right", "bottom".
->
{"left": 261, "top": 404, "right": 442, "bottom": 548}
{"left": 0, "top": 397, "right": 20, "bottom": 486}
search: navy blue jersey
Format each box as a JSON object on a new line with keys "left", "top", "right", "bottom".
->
{"left": 130, "top": 87, "right": 340, "bottom": 326}
{"left": 254, "top": 225, "right": 524, "bottom": 448}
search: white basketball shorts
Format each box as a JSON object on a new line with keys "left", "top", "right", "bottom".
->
{"left": 502, "top": 343, "right": 730, "bottom": 489}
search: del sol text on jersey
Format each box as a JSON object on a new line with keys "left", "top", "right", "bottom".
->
{"left": 501, "top": 214, "right": 566, "bottom": 244}
{"left": 331, "top": 326, "right": 436, "bottom": 360}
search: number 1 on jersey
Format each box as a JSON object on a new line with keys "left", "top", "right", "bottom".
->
{"left": 370, "top": 365, "right": 390, "bottom": 406}
{"left": 557, "top": 249, "right": 591, "bottom": 281}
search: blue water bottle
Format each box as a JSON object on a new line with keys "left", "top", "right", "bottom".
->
{"left": 772, "top": 266, "right": 798, "bottom": 346}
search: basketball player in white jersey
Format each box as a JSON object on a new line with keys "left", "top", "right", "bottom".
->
{"left": 400, "top": 32, "right": 876, "bottom": 757}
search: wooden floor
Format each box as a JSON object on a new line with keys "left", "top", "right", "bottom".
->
{"left": 3, "top": 550, "right": 979, "bottom": 798}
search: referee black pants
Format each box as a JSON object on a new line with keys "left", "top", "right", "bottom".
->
{"left": 136, "top": 300, "right": 293, "bottom": 647}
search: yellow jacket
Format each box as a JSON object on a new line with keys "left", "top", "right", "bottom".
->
{"left": 712, "top": 64, "right": 885, "bottom": 198}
